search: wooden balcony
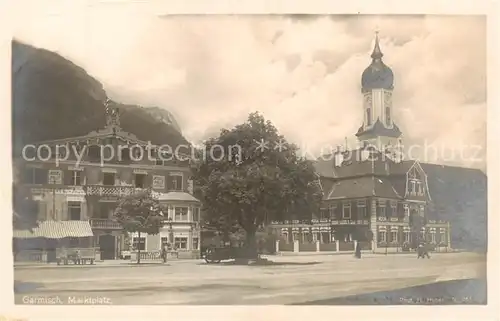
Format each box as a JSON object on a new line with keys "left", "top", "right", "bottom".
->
{"left": 89, "top": 218, "right": 122, "bottom": 230}
{"left": 84, "top": 185, "right": 145, "bottom": 197}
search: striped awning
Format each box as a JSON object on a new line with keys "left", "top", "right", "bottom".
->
{"left": 13, "top": 220, "right": 94, "bottom": 239}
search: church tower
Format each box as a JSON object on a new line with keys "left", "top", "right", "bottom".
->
{"left": 356, "top": 32, "right": 403, "bottom": 162}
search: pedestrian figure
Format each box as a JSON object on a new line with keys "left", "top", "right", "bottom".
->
{"left": 75, "top": 249, "right": 81, "bottom": 265}
{"left": 162, "top": 244, "right": 167, "bottom": 263}
{"left": 354, "top": 241, "right": 362, "bottom": 259}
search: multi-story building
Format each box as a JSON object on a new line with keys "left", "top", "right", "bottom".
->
{"left": 14, "top": 100, "right": 201, "bottom": 260}
{"left": 270, "top": 33, "right": 487, "bottom": 252}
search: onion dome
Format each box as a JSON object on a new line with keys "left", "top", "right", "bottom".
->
{"left": 361, "top": 32, "right": 394, "bottom": 92}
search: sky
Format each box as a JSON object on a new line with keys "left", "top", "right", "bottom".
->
{"left": 12, "top": 4, "right": 486, "bottom": 170}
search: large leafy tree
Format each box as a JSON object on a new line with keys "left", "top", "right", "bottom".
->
{"left": 114, "top": 189, "right": 164, "bottom": 263}
{"left": 192, "top": 112, "right": 322, "bottom": 259}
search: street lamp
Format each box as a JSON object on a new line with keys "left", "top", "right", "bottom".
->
{"left": 166, "top": 217, "right": 174, "bottom": 245}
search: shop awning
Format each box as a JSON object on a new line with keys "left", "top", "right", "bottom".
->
{"left": 154, "top": 191, "right": 200, "bottom": 203}
{"left": 13, "top": 220, "right": 94, "bottom": 239}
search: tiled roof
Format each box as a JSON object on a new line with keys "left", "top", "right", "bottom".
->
{"left": 326, "top": 176, "right": 402, "bottom": 200}
{"left": 315, "top": 149, "right": 395, "bottom": 179}
{"left": 13, "top": 220, "right": 94, "bottom": 239}
{"left": 319, "top": 178, "right": 335, "bottom": 200}
{"left": 313, "top": 158, "right": 336, "bottom": 178}
{"left": 355, "top": 119, "right": 402, "bottom": 138}
{"left": 389, "top": 160, "right": 415, "bottom": 175}
{"left": 155, "top": 191, "right": 200, "bottom": 202}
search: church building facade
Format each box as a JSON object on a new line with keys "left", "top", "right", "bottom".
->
{"left": 270, "top": 33, "right": 457, "bottom": 252}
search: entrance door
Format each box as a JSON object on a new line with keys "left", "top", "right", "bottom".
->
{"left": 99, "top": 234, "right": 116, "bottom": 260}
{"left": 46, "top": 239, "right": 57, "bottom": 263}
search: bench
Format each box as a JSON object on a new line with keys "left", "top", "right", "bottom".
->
{"left": 56, "top": 248, "right": 96, "bottom": 265}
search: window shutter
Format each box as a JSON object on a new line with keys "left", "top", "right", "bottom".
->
{"left": 38, "top": 200, "right": 47, "bottom": 221}
{"left": 166, "top": 175, "right": 174, "bottom": 191}
{"left": 146, "top": 173, "right": 152, "bottom": 188}
{"left": 98, "top": 169, "right": 104, "bottom": 185}
{"left": 120, "top": 169, "right": 132, "bottom": 185}
{"left": 85, "top": 168, "right": 99, "bottom": 185}
{"left": 64, "top": 170, "right": 73, "bottom": 185}
{"left": 60, "top": 197, "right": 68, "bottom": 221}
{"left": 81, "top": 202, "right": 87, "bottom": 220}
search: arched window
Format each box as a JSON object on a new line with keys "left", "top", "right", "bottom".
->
{"left": 366, "top": 108, "right": 372, "bottom": 126}
{"left": 385, "top": 106, "right": 391, "bottom": 125}
{"left": 120, "top": 147, "right": 131, "bottom": 163}
{"left": 87, "top": 145, "right": 101, "bottom": 162}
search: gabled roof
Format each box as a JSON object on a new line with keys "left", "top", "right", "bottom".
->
{"left": 33, "top": 126, "right": 146, "bottom": 147}
{"left": 325, "top": 176, "right": 402, "bottom": 200}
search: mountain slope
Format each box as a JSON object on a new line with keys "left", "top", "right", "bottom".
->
{"left": 12, "top": 40, "right": 188, "bottom": 154}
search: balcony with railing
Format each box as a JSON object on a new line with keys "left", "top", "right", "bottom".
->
{"left": 89, "top": 218, "right": 122, "bottom": 230}
{"left": 84, "top": 185, "right": 145, "bottom": 197}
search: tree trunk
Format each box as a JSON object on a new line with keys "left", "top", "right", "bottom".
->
{"left": 223, "top": 229, "right": 230, "bottom": 246}
{"left": 244, "top": 230, "right": 258, "bottom": 260}
{"left": 137, "top": 231, "right": 141, "bottom": 264}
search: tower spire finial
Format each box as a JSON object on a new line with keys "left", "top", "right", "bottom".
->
{"left": 371, "top": 29, "right": 383, "bottom": 60}
{"left": 105, "top": 97, "right": 121, "bottom": 131}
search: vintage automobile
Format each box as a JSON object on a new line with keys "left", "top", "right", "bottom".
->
{"left": 203, "top": 246, "right": 256, "bottom": 263}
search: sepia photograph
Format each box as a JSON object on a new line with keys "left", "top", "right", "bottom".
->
{"left": 9, "top": 7, "right": 489, "bottom": 309}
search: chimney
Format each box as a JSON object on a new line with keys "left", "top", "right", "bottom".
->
{"left": 334, "top": 152, "right": 344, "bottom": 167}
{"left": 333, "top": 145, "right": 344, "bottom": 167}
